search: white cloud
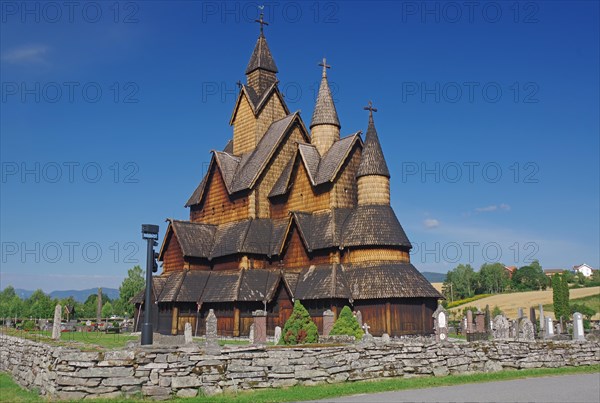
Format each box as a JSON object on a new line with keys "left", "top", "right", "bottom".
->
{"left": 475, "top": 205, "right": 498, "bottom": 212}
{"left": 475, "top": 204, "right": 511, "bottom": 213}
{"left": 2, "top": 45, "right": 49, "bottom": 65}
{"left": 424, "top": 218, "right": 440, "bottom": 228}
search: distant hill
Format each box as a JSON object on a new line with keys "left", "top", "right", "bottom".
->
{"left": 10, "top": 288, "right": 119, "bottom": 303}
{"left": 421, "top": 272, "right": 447, "bottom": 283}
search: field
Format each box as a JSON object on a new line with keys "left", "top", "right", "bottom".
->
{"left": 448, "top": 286, "right": 600, "bottom": 319}
{"left": 431, "top": 282, "right": 443, "bottom": 293}
{"left": 543, "top": 293, "right": 600, "bottom": 318}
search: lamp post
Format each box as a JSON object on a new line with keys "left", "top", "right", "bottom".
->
{"left": 141, "top": 224, "right": 159, "bottom": 345}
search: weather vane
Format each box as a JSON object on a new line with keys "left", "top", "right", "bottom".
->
{"left": 255, "top": 6, "right": 268, "bottom": 34}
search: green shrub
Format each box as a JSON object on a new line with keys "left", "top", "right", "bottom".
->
{"left": 570, "top": 303, "right": 596, "bottom": 320}
{"left": 329, "top": 306, "right": 364, "bottom": 340}
{"left": 446, "top": 294, "right": 491, "bottom": 309}
{"left": 279, "top": 300, "right": 318, "bottom": 345}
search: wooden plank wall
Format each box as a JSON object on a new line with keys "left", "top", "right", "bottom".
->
{"left": 330, "top": 143, "right": 361, "bottom": 208}
{"left": 162, "top": 231, "right": 185, "bottom": 272}
{"left": 189, "top": 164, "right": 249, "bottom": 225}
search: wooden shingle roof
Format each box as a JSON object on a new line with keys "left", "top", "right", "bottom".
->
{"left": 245, "top": 32, "right": 278, "bottom": 74}
{"left": 356, "top": 113, "right": 390, "bottom": 178}
{"left": 145, "top": 261, "right": 442, "bottom": 304}
{"left": 310, "top": 68, "right": 340, "bottom": 128}
{"left": 341, "top": 205, "right": 411, "bottom": 248}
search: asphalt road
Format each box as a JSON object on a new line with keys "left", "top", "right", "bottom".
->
{"left": 307, "top": 373, "right": 600, "bottom": 403}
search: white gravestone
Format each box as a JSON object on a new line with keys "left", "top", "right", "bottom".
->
{"left": 544, "top": 317, "right": 554, "bottom": 339}
{"left": 184, "top": 322, "right": 193, "bottom": 344}
{"left": 573, "top": 312, "right": 585, "bottom": 341}
{"left": 249, "top": 323, "right": 255, "bottom": 344}
{"left": 274, "top": 326, "right": 282, "bottom": 344}
{"left": 432, "top": 304, "right": 449, "bottom": 342}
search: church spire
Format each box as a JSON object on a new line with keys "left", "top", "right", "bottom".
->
{"left": 310, "top": 58, "right": 340, "bottom": 155}
{"left": 357, "top": 102, "right": 390, "bottom": 205}
{"left": 245, "top": 12, "right": 278, "bottom": 75}
{"left": 357, "top": 102, "right": 390, "bottom": 178}
{"left": 310, "top": 58, "right": 340, "bottom": 129}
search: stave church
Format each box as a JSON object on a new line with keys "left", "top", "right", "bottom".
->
{"left": 133, "top": 16, "right": 442, "bottom": 337}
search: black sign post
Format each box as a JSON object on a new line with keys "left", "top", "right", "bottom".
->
{"left": 141, "top": 224, "right": 159, "bottom": 345}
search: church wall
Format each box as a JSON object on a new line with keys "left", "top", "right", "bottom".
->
{"left": 247, "top": 70, "right": 276, "bottom": 98}
{"left": 162, "top": 231, "right": 185, "bottom": 272}
{"left": 330, "top": 142, "right": 361, "bottom": 209}
{"left": 255, "top": 125, "right": 305, "bottom": 218}
{"left": 185, "top": 257, "right": 211, "bottom": 271}
{"left": 357, "top": 175, "right": 390, "bottom": 205}
{"left": 341, "top": 247, "right": 410, "bottom": 264}
{"left": 233, "top": 96, "right": 257, "bottom": 155}
{"left": 270, "top": 160, "right": 331, "bottom": 219}
{"left": 255, "top": 93, "right": 287, "bottom": 146}
{"left": 189, "top": 164, "right": 249, "bottom": 225}
{"left": 353, "top": 298, "right": 436, "bottom": 336}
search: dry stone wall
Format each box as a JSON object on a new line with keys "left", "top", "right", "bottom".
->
{"left": 1, "top": 334, "right": 599, "bottom": 400}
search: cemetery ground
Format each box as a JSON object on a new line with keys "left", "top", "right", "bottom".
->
{"left": 448, "top": 286, "right": 600, "bottom": 319}
{"left": 1, "top": 365, "right": 598, "bottom": 402}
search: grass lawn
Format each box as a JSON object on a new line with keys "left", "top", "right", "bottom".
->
{"left": 1, "top": 328, "right": 139, "bottom": 351}
{"left": 543, "top": 293, "right": 600, "bottom": 318}
{"left": 1, "top": 366, "right": 598, "bottom": 402}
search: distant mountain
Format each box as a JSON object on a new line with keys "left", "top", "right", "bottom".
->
{"left": 421, "top": 272, "right": 447, "bottom": 283}
{"left": 8, "top": 288, "right": 119, "bottom": 303}
{"left": 50, "top": 288, "right": 120, "bottom": 302}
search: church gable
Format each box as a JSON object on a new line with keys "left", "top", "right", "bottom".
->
{"left": 190, "top": 161, "right": 249, "bottom": 225}
{"left": 231, "top": 85, "right": 290, "bottom": 155}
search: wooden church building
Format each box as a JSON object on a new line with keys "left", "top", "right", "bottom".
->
{"left": 133, "top": 17, "right": 442, "bottom": 337}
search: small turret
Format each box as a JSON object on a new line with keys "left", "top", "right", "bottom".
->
{"left": 310, "top": 58, "right": 340, "bottom": 155}
{"left": 356, "top": 102, "right": 390, "bottom": 205}
{"left": 245, "top": 12, "right": 278, "bottom": 96}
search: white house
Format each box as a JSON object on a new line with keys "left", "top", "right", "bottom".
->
{"left": 572, "top": 263, "right": 595, "bottom": 278}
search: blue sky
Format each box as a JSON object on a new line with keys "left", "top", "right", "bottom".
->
{"left": 1, "top": 1, "right": 598, "bottom": 292}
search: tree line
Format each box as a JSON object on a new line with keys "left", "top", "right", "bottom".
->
{"left": 0, "top": 266, "right": 145, "bottom": 320}
{"left": 442, "top": 260, "right": 600, "bottom": 302}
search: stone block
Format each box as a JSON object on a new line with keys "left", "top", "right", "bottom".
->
{"left": 177, "top": 388, "right": 198, "bottom": 398}
{"left": 171, "top": 375, "right": 202, "bottom": 388}
{"left": 76, "top": 367, "right": 133, "bottom": 378}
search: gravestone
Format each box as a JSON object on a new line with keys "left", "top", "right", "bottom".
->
{"left": 475, "top": 311, "right": 486, "bottom": 333}
{"left": 432, "top": 304, "right": 449, "bottom": 342}
{"left": 492, "top": 315, "right": 510, "bottom": 339}
{"left": 555, "top": 321, "right": 562, "bottom": 335}
{"left": 249, "top": 323, "right": 255, "bottom": 344}
{"left": 519, "top": 317, "right": 535, "bottom": 341}
{"left": 274, "top": 326, "right": 282, "bottom": 344}
{"left": 322, "top": 310, "right": 335, "bottom": 336}
{"left": 184, "top": 322, "right": 193, "bottom": 344}
{"left": 510, "top": 319, "right": 518, "bottom": 339}
{"left": 52, "top": 304, "right": 62, "bottom": 340}
{"left": 381, "top": 333, "right": 390, "bottom": 343}
{"left": 559, "top": 317, "right": 564, "bottom": 334}
{"left": 573, "top": 312, "right": 585, "bottom": 341}
{"left": 252, "top": 310, "right": 267, "bottom": 344}
{"left": 355, "top": 310, "right": 363, "bottom": 327}
{"left": 362, "top": 322, "right": 371, "bottom": 335}
{"left": 205, "top": 309, "right": 221, "bottom": 355}
{"left": 96, "top": 288, "right": 102, "bottom": 324}
{"left": 539, "top": 304, "right": 545, "bottom": 331}
{"left": 529, "top": 307, "right": 537, "bottom": 333}
{"left": 544, "top": 317, "right": 554, "bottom": 339}
{"left": 462, "top": 316, "right": 468, "bottom": 334}
{"left": 466, "top": 310, "right": 474, "bottom": 333}
{"left": 517, "top": 307, "right": 524, "bottom": 319}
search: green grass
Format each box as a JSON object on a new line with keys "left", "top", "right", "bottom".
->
{"left": 1, "top": 328, "right": 138, "bottom": 351}
{"left": 2, "top": 366, "right": 598, "bottom": 402}
{"left": 0, "top": 372, "right": 42, "bottom": 402}
{"left": 543, "top": 293, "right": 600, "bottom": 314}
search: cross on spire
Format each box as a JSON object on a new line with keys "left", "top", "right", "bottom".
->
{"left": 319, "top": 57, "right": 331, "bottom": 78}
{"left": 364, "top": 100, "right": 378, "bottom": 117}
{"left": 255, "top": 8, "right": 269, "bottom": 35}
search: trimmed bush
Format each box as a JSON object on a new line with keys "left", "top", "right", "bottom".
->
{"left": 279, "top": 300, "right": 318, "bottom": 345}
{"left": 329, "top": 306, "right": 364, "bottom": 340}
{"left": 22, "top": 320, "right": 36, "bottom": 331}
